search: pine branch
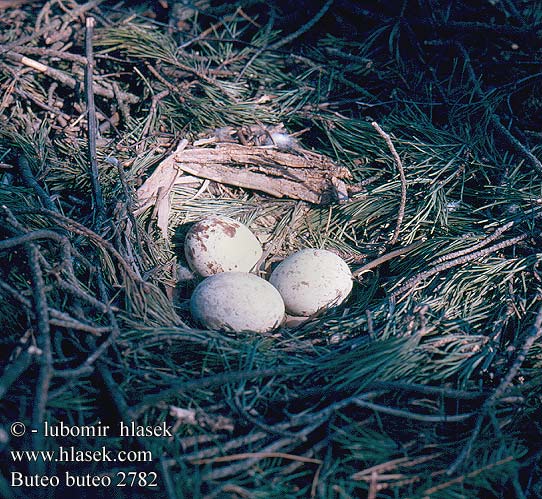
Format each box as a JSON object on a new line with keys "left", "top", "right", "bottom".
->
{"left": 391, "top": 234, "right": 527, "bottom": 299}
{"left": 447, "top": 298, "right": 542, "bottom": 474}
{"left": 429, "top": 221, "right": 514, "bottom": 266}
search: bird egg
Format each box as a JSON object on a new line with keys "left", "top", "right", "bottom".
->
{"left": 184, "top": 216, "right": 262, "bottom": 277}
{"left": 269, "top": 249, "right": 352, "bottom": 316}
{"left": 190, "top": 272, "right": 285, "bottom": 333}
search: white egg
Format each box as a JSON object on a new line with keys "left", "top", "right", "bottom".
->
{"left": 184, "top": 216, "right": 262, "bottom": 277}
{"left": 190, "top": 272, "right": 285, "bottom": 333}
{"left": 269, "top": 249, "right": 352, "bottom": 316}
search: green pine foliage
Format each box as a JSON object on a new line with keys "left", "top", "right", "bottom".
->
{"left": 1, "top": 1, "right": 541, "bottom": 498}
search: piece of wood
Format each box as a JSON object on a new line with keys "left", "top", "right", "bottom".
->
{"left": 171, "top": 142, "right": 351, "bottom": 204}
{"left": 176, "top": 161, "right": 322, "bottom": 203}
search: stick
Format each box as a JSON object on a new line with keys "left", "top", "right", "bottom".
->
{"left": 12, "top": 208, "right": 144, "bottom": 284}
{"left": 429, "top": 221, "right": 514, "bottom": 266}
{"left": 28, "top": 244, "right": 53, "bottom": 477}
{"left": 4, "top": 51, "right": 139, "bottom": 104}
{"left": 235, "top": 8, "right": 276, "bottom": 82}
{"left": 371, "top": 122, "right": 407, "bottom": 245}
{"left": 0, "top": 278, "right": 107, "bottom": 335}
{"left": 353, "top": 240, "right": 423, "bottom": 279}
{"left": 85, "top": 17, "right": 105, "bottom": 230}
{"left": 0, "top": 349, "right": 33, "bottom": 401}
{"left": 192, "top": 452, "right": 322, "bottom": 465}
{"left": 97, "top": 362, "right": 176, "bottom": 499}
{"left": 0, "top": 229, "right": 69, "bottom": 250}
{"left": 17, "top": 156, "right": 58, "bottom": 213}
{"left": 352, "top": 398, "right": 473, "bottom": 423}
{"left": 269, "top": 0, "right": 334, "bottom": 51}
{"left": 1, "top": 45, "right": 88, "bottom": 64}
{"left": 132, "top": 366, "right": 300, "bottom": 416}
{"left": 0, "top": 1, "right": 100, "bottom": 55}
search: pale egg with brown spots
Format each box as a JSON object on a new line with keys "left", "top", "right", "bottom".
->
{"left": 184, "top": 216, "right": 263, "bottom": 277}
{"left": 269, "top": 249, "right": 353, "bottom": 316}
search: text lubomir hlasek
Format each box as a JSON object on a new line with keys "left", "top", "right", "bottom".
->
{"left": 41, "top": 420, "right": 173, "bottom": 437}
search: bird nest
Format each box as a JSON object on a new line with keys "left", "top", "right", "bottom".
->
{"left": 1, "top": 1, "right": 542, "bottom": 498}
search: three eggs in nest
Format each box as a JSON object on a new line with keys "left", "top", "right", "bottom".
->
{"left": 184, "top": 216, "right": 353, "bottom": 333}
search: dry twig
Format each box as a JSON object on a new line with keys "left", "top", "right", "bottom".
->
{"left": 85, "top": 16, "right": 105, "bottom": 230}
{"left": 371, "top": 121, "right": 407, "bottom": 245}
{"left": 4, "top": 50, "right": 139, "bottom": 103}
{"left": 353, "top": 241, "right": 424, "bottom": 279}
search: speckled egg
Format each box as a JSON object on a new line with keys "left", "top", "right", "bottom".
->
{"left": 269, "top": 249, "right": 352, "bottom": 316}
{"left": 184, "top": 216, "right": 262, "bottom": 277}
{"left": 190, "top": 272, "right": 285, "bottom": 333}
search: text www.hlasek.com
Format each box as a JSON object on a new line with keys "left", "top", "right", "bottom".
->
{"left": 11, "top": 446, "right": 152, "bottom": 463}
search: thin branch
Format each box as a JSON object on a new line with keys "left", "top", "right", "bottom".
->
{"left": 85, "top": 16, "right": 105, "bottom": 230}
{"left": 48, "top": 315, "right": 110, "bottom": 335}
{"left": 13, "top": 87, "right": 71, "bottom": 122}
{"left": 201, "top": 421, "right": 324, "bottom": 481}
{"left": 12, "top": 208, "right": 144, "bottom": 284}
{"left": 159, "top": 456, "right": 177, "bottom": 499}
{"left": 427, "top": 457, "right": 515, "bottom": 495}
{"left": 4, "top": 51, "right": 139, "bottom": 104}
{"left": 98, "top": 362, "right": 176, "bottom": 499}
{"left": 27, "top": 244, "right": 53, "bottom": 476}
{"left": 491, "top": 115, "right": 542, "bottom": 175}
{"left": 2, "top": 45, "right": 88, "bottom": 64}
{"left": 17, "top": 156, "right": 58, "bottom": 213}
{"left": 171, "top": 393, "right": 378, "bottom": 467}
{"left": 132, "top": 366, "right": 301, "bottom": 416}
{"left": 369, "top": 380, "right": 486, "bottom": 400}
{"left": 0, "top": 276, "right": 107, "bottom": 335}
{"left": 87, "top": 270, "right": 122, "bottom": 366}
{"left": 371, "top": 121, "right": 407, "bottom": 245}
{"left": 352, "top": 398, "right": 473, "bottom": 423}
{"left": 268, "top": 0, "right": 334, "bottom": 51}
{"left": 0, "top": 1, "right": 101, "bottom": 55}
{"left": 112, "top": 158, "right": 144, "bottom": 273}
{"left": 97, "top": 362, "right": 136, "bottom": 421}
{"left": 53, "top": 277, "right": 110, "bottom": 314}
{"left": 353, "top": 240, "right": 423, "bottom": 279}
{"left": 0, "top": 348, "right": 34, "bottom": 401}
{"left": 50, "top": 272, "right": 121, "bottom": 379}
{"left": 344, "top": 2, "right": 542, "bottom": 37}
{"left": 0, "top": 229, "right": 68, "bottom": 250}
{"left": 192, "top": 452, "right": 322, "bottom": 465}
{"left": 235, "top": 8, "right": 276, "bottom": 82}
